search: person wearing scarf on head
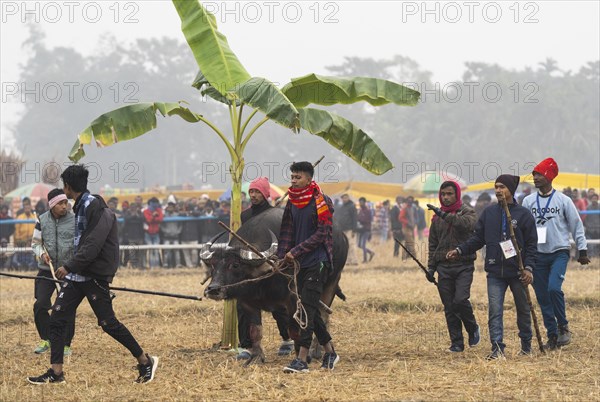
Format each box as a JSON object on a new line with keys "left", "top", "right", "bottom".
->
{"left": 522, "top": 158, "right": 589, "bottom": 350}
{"left": 426, "top": 181, "right": 480, "bottom": 353}
{"left": 277, "top": 161, "right": 338, "bottom": 373}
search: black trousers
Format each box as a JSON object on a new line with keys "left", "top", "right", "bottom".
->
{"left": 34, "top": 270, "right": 75, "bottom": 345}
{"left": 49, "top": 279, "right": 143, "bottom": 365}
{"left": 294, "top": 262, "right": 332, "bottom": 349}
{"left": 436, "top": 263, "right": 478, "bottom": 348}
{"left": 237, "top": 304, "right": 290, "bottom": 349}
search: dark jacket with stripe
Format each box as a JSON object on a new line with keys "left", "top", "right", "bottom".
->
{"left": 64, "top": 192, "right": 120, "bottom": 282}
{"left": 457, "top": 202, "right": 537, "bottom": 278}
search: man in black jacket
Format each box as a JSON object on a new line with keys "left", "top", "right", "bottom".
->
{"left": 27, "top": 165, "right": 159, "bottom": 385}
{"left": 427, "top": 181, "right": 480, "bottom": 353}
{"left": 448, "top": 175, "right": 537, "bottom": 360}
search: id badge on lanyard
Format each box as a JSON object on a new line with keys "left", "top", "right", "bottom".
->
{"left": 500, "top": 239, "right": 517, "bottom": 259}
{"left": 536, "top": 190, "right": 555, "bottom": 244}
{"left": 500, "top": 210, "right": 516, "bottom": 259}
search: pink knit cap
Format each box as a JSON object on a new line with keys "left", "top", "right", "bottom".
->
{"left": 249, "top": 177, "right": 271, "bottom": 200}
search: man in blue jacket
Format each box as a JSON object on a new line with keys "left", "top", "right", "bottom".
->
{"left": 522, "top": 158, "right": 589, "bottom": 349}
{"left": 27, "top": 165, "right": 159, "bottom": 385}
{"left": 447, "top": 175, "right": 538, "bottom": 359}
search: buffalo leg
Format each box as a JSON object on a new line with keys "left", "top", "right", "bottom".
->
{"left": 244, "top": 323, "right": 265, "bottom": 366}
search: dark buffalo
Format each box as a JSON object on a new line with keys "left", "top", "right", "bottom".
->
{"left": 202, "top": 207, "right": 348, "bottom": 363}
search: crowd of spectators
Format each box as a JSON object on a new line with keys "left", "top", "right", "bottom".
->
{"left": 1, "top": 185, "right": 598, "bottom": 270}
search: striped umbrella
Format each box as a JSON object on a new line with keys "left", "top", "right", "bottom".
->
{"left": 403, "top": 172, "right": 467, "bottom": 194}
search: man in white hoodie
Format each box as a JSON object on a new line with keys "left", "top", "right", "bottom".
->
{"left": 522, "top": 158, "right": 589, "bottom": 350}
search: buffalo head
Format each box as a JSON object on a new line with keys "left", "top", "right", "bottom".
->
{"left": 202, "top": 230, "right": 278, "bottom": 300}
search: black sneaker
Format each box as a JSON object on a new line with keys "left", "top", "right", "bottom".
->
{"left": 518, "top": 340, "right": 532, "bottom": 356}
{"left": 320, "top": 351, "right": 340, "bottom": 369}
{"left": 557, "top": 325, "right": 571, "bottom": 346}
{"left": 468, "top": 325, "right": 481, "bottom": 347}
{"left": 135, "top": 354, "right": 159, "bottom": 384}
{"left": 446, "top": 345, "right": 464, "bottom": 353}
{"left": 27, "top": 369, "right": 65, "bottom": 385}
{"left": 283, "top": 358, "right": 309, "bottom": 373}
{"left": 544, "top": 334, "right": 559, "bottom": 351}
{"left": 486, "top": 348, "right": 504, "bottom": 360}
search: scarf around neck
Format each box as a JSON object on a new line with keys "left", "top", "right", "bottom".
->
{"left": 287, "top": 181, "right": 332, "bottom": 224}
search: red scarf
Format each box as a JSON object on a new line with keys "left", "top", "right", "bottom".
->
{"left": 288, "top": 181, "right": 332, "bottom": 224}
{"left": 432, "top": 180, "right": 463, "bottom": 222}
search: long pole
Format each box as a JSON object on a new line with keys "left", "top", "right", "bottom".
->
{"left": 497, "top": 194, "right": 545, "bottom": 354}
{"left": 0, "top": 272, "right": 203, "bottom": 301}
{"left": 42, "top": 244, "right": 61, "bottom": 293}
{"left": 393, "top": 237, "right": 438, "bottom": 286}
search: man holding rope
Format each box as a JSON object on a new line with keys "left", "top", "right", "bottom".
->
{"left": 31, "top": 189, "right": 76, "bottom": 356}
{"left": 27, "top": 165, "right": 158, "bottom": 385}
{"left": 426, "top": 180, "right": 480, "bottom": 353}
{"left": 278, "top": 161, "right": 339, "bottom": 373}
{"left": 447, "top": 175, "right": 537, "bottom": 359}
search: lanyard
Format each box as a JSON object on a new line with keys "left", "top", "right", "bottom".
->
{"left": 536, "top": 190, "right": 555, "bottom": 220}
{"left": 501, "top": 210, "right": 508, "bottom": 240}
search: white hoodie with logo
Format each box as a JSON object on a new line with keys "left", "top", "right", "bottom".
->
{"left": 522, "top": 190, "right": 587, "bottom": 254}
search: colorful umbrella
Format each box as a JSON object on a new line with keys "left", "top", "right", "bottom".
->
{"left": 219, "top": 182, "right": 285, "bottom": 201}
{"left": 4, "top": 183, "right": 56, "bottom": 200}
{"left": 403, "top": 172, "right": 467, "bottom": 194}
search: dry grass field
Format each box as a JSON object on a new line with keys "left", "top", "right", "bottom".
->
{"left": 1, "top": 241, "right": 599, "bottom": 401}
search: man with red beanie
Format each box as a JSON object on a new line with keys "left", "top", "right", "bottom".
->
{"left": 237, "top": 177, "right": 293, "bottom": 360}
{"left": 426, "top": 181, "right": 480, "bottom": 353}
{"left": 522, "top": 158, "right": 589, "bottom": 350}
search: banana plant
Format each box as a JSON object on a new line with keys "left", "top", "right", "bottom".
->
{"left": 68, "top": 0, "right": 420, "bottom": 349}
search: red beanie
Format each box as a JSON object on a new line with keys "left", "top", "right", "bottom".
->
{"left": 249, "top": 177, "right": 271, "bottom": 200}
{"left": 533, "top": 158, "right": 559, "bottom": 181}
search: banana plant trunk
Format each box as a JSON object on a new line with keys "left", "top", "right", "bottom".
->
{"left": 220, "top": 136, "right": 244, "bottom": 350}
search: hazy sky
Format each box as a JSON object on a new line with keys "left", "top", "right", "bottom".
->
{"left": 1, "top": 0, "right": 599, "bottom": 150}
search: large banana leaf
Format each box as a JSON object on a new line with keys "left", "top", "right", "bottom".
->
{"left": 298, "top": 108, "right": 393, "bottom": 175}
{"left": 68, "top": 102, "right": 202, "bottom": 162}
{"left": 173, "top": 0, "right": 250, "bottom": 95}
{"left": 235, "top": 78, "right": 300, "bottom": 130}
{"left": 282, "top": 74, "right": 420, "bottom": 108}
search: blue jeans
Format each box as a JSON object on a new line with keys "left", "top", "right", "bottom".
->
{"left": 357, "top": 231, "right": 372, "bottom": 262}
{"left": 144, "top": 232, "right": 160, "bottom": 267}
{"left": 487, "top": 276, "right": 532, "bottom": 351}
{"left": 532, "top": 250, "right": 569, "bottom": 337}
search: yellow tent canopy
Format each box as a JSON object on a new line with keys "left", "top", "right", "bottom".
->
{"left": 465, "top": 172, "right": 600, "bottom": 192}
